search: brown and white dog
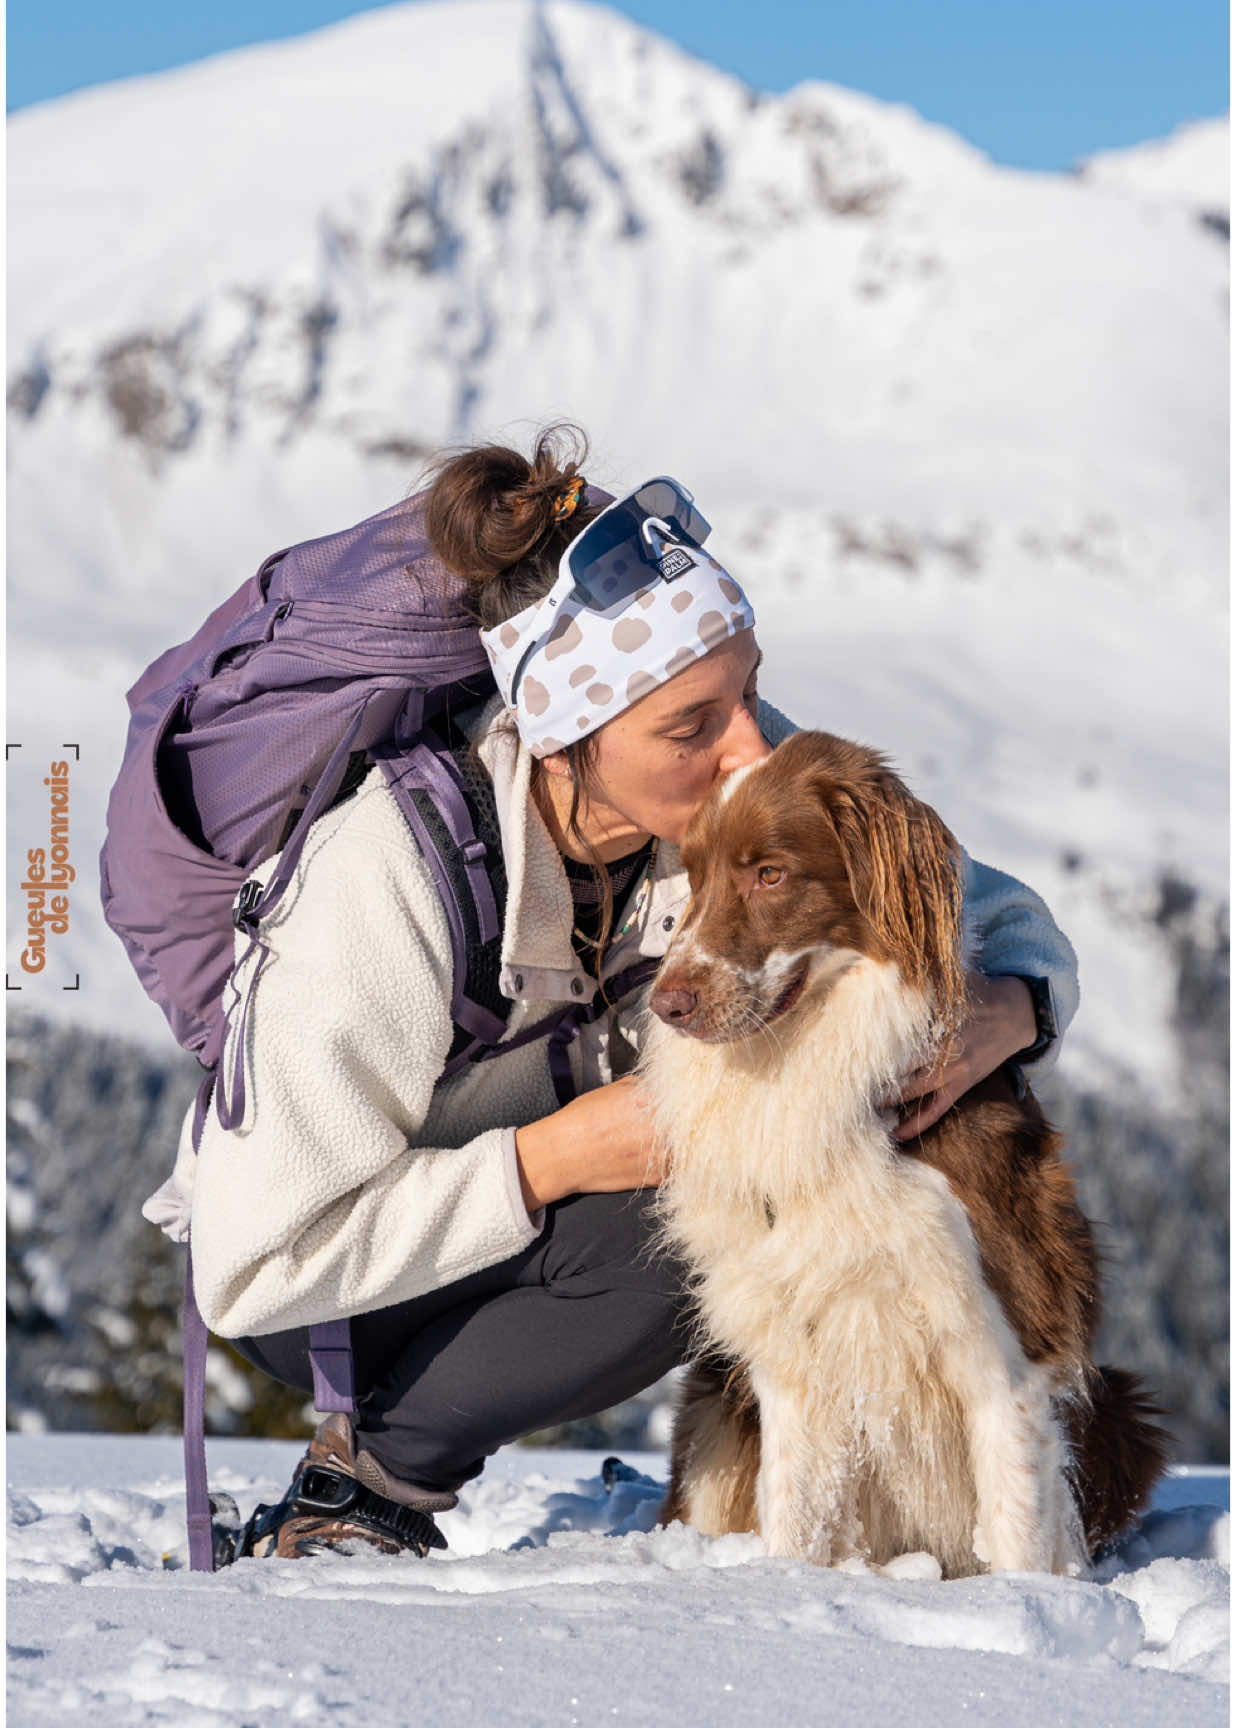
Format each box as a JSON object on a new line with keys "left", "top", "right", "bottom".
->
{"left": 643, "top": 730, "right": 1166, "bottom": 1578}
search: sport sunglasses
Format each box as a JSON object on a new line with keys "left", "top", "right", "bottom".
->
{"left": 504, "top": 477, "right": 713, "bottom": 706}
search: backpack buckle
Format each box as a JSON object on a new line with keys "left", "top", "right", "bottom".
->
{"left": 233, "top": 878, "right": 263, "bottom": 931}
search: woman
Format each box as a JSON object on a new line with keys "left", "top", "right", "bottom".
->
{"left": 145, "top": 428, "right": 1075, "bottom": 1559}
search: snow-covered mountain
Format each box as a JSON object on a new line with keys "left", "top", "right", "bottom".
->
{"left": 1078, "top": 115, "right": 1230, "bottom": 230}
{"left": 6, "top": 0, "right": 1229, "bottom": 1111}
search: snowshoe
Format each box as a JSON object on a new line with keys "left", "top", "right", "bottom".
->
{"left": 238, "top": 1414, "right": 449, "bottom": 1561}
{"left": 208, "top": 1490, "right": 243, "bottom": 1568}
{"left": 601, "top": 1455, "right": 660, "bottom": 1493}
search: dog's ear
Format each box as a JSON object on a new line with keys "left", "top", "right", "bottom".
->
{"left": 811, "top": 746, "right": 967, "bottom": 1031}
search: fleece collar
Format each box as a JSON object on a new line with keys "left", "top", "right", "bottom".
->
{"left": 470, "top": 697, "right": 690, "bottom": 1004}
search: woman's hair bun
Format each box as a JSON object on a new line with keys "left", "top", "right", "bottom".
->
{"left": 423, "top": 423, "right": 596, "bottom": 626}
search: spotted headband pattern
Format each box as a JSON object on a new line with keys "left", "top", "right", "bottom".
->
{"left": 481, "top": 542, "right": 756, "bottom": 758}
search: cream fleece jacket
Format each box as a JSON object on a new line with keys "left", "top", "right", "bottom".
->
{"left": 143, "top": 699, "right": 1078, "bottom": 1339}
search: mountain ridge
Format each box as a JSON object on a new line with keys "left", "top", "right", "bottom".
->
{"left": 5, "top": 0, "right": 1228, "bottom": 1118}
{"left": 9, "top": 1, "right": 1225, "bottom": 532}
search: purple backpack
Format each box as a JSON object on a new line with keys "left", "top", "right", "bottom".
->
{"left": 102, "top": 490, "right": 514, "bottom": 1572}
{"left": 101, "top": 490, "right": 512, "bottom": 1101}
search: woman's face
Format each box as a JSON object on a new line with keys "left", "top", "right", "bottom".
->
{"left": 543, "top": 629, "right": 769, "bottom": 854}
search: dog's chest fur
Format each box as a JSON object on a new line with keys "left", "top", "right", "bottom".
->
{"left": 645, "top": 961, "right": 1031, "bottom": 1570}
{"left": 662, "top": 1080, "right": 1000, "bottom": 1425}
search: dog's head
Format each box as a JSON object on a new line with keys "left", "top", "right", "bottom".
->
{"left": 650, "top": 730, "right": 967, "bottom": 1045}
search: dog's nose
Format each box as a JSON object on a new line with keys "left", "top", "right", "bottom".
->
{"left": 651, "top": 987, "right": 699, "bottom": 1026}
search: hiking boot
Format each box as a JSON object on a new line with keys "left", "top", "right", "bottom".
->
{"left": 240, "top": 1413, "right": 454, "bottom": 1560}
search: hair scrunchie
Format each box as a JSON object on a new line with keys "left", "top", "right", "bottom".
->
{"left": 552, "top": 476, "right": 587, "bottom": 523}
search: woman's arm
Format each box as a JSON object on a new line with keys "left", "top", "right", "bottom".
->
{"left": 514, "top": 1075, "right": 663, "bottom": 1210}
{"left": 893, "top": 851, "right": 1079, "bottom": 1138}
{"left": 189, "top": 788, "right": 547, "bottom": 1339}
{"left": 961, "top": 852, "right": 1078, "bottom": 1072}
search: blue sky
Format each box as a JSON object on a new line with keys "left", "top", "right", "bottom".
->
{"left": 6, "top": 0, "right": 1228, "bottom": 169}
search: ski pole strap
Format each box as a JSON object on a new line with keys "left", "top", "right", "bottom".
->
{"left": 183, "top": 1247, "right": 214, "bottom": 1573}
{"left": 308, "top": 1318, "right": 356, "bottom": 1413}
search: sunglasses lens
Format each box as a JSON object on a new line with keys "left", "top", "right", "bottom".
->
{"left": 634, "top": 480, "right": 710, "bottom": 549}
{"left": 565, "top": 503, "right": 658, "bottom": 609}
{"left": 564, "top": 480, "right": 710, "bottom": 612}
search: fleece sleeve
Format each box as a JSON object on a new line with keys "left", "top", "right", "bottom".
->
{"left": 962, "top": 852, "right": 1079, "bottom": 1079}
{"left": 189, "top": 800, "right": 542, "bottom": 1339}
{"left": 757, "top": 696, "right": 798, "bottom": 748}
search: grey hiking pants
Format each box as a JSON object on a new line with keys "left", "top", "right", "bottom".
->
{"left": 234, "top": 1189, "right": 691, "bottom": 1495}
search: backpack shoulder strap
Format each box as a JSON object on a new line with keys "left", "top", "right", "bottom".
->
{"left": 374, "top": 703, "right": 512, "bottom": 1069}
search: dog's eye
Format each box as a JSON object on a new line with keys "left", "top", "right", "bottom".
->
{"left": 757, "top": 865, "right": 785, "bottom": 887}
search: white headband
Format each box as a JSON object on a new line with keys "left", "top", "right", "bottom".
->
{"left": 480, "top": 493, "right": 756, "bottom": 757}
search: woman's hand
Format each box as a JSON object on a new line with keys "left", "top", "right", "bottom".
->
{"left": 515, "top": 1075, "right": 666, "bottom": 1213}
{"left": 890, "top": 972, "right": 1037, "bottom": 1142}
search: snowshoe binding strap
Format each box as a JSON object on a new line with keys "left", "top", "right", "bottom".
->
{"left": 239, "top": 1461, "right": 448, "bottom": 1560}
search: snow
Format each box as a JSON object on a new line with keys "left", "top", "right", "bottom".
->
{"left": 5, "top": 1437, "right": 1228, "bottom": 1723}
{"left": 1079, "top": 117, "right": 1230, "bottom": 217}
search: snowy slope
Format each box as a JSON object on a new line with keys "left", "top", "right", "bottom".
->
{"left": 5, "top": 0, "right": 1228, "bottom": 1111}
{"left": 5, "top": 1437, "right": 1230, "bottom": 1724}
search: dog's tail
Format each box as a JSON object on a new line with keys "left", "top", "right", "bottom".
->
{"left": 1066, "top": 1365, "right": 1172, "bottom": 1558}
